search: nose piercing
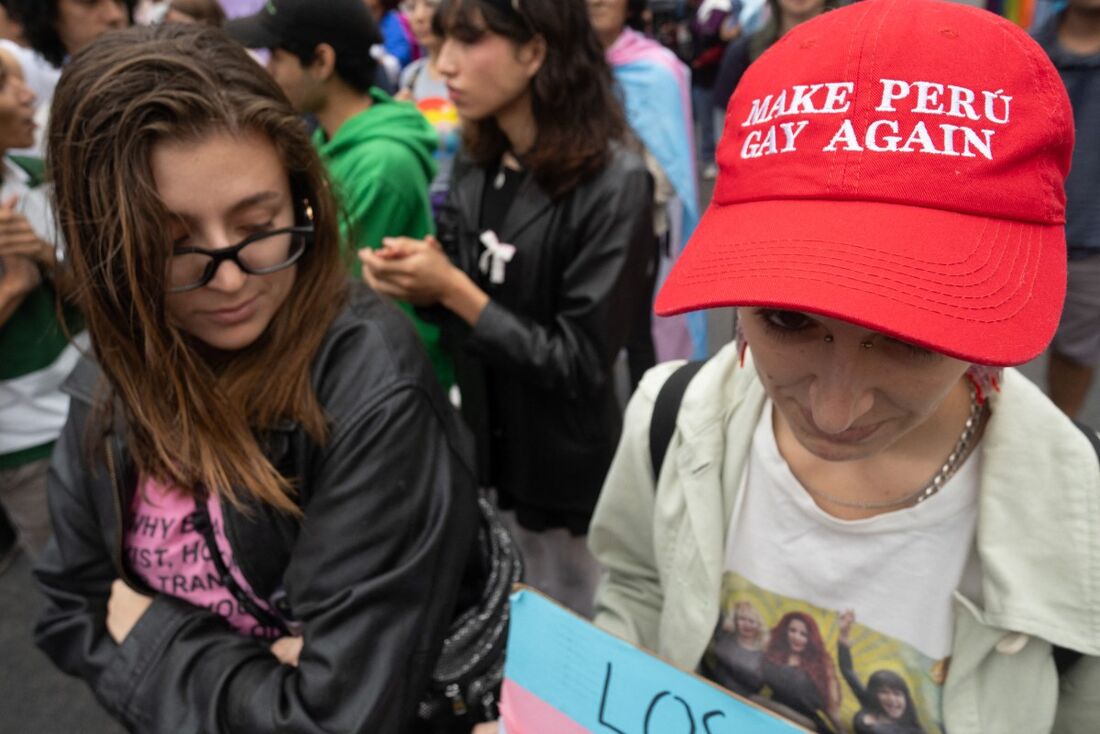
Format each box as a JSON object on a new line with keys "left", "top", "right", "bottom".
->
{"left": 823, "top": 334, "right": 834, "bottom": 343}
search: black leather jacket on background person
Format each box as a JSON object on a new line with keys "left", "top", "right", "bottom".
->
{"left": 33, "top": 283, "right": 480, "bottom": 733}
{"left": 433, "top": 146, "right": 654, "bottom": 532}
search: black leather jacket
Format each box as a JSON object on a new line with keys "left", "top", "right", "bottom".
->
{"left": 34, "top": 283, "right": 479, "bottom": 733}
{"left": 434, "top": 147, "right": 654, "bottom": 531}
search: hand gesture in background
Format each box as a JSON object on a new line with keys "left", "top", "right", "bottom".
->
{"left": 0, "top": 195, "right": 54, "bottom": 269}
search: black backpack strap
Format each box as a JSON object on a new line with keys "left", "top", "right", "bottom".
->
{"left": 190, "top": 496, "right": 290, "bottom": 636}
{"left": 1050, "top": 421, "right": 1099, "bottom": 677}
{"left": 1073, "top": 419, "right": 1100, "bottom": 460}
{"left": 1053, "top": 645, "right": 1083, "bottom": 677}
{"left": 649, "top": 360, "right": 706, "bottom": 481}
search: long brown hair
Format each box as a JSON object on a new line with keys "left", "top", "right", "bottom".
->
{"left": 434, "top": 0, "right": 629, "bottom": 199}
{"left": 49, "top": 24, "right": 348, "bottom": 514}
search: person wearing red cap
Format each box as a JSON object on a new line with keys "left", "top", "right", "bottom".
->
{"left": 587, "top": 1, "right": 1099, "bottom": 732}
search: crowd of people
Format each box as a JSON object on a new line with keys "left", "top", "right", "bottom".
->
{"left": 0, "top": 0, "right": 1097, "bottom": 733}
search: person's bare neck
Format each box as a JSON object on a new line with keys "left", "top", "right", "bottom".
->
{"left": 599, "top": 26, "right": 624, "bottom": 49}
{"left": 424, "top": 44, "right": 442, "bottom": 73}
{"left": 495, "top": 92, "right": 537, "bottom": 158}
{"left": 1060, "top": 5, "right": 1100, "bottom": 55}
{"left": 315, "top": 80, "right": 374, "bottom": 140}
{"left": 773, "top": 378, "right": 977, "bottom": 521}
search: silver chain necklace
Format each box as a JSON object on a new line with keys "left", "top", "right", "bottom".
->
{"left": 801, "top": 388, "right": 986, "bottom": 511}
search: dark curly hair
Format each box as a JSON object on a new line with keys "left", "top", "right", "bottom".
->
{"left": 433, "top": 0, "right": 629, "bottom": 199}
{"left": 764, "top": 612, "right": 839, "bottom": 716}
{"left": 8, "top": 0, "right": 135, "bottom": 68}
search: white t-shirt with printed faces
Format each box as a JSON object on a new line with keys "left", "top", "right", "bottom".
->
{"left": 699, "top": 401, "right": 983, "bottom": 734}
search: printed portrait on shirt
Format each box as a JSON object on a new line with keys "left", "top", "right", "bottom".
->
{"left": 700, "top": 573, "right": 942, "bottom": 734}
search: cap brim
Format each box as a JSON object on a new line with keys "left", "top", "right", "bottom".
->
{"left": 655, "top": 199, "right": 1066, "bottom": 366}
{"left": 225, "top": 14, "right": 283, "bottom": 49}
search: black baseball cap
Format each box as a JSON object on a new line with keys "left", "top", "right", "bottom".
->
{"left": 225, "top": 0, "right": 381, "bottom": 55}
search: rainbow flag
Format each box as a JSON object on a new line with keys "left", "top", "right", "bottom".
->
{"left": 499, "top": 589, "right": 808, "bottom": 733}
{"left": 993, "top": 0, "right": 1037, "bottom": 29}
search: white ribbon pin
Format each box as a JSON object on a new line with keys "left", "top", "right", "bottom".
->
{"left": 478, "top": 230, "right": 516, "bottom": 285}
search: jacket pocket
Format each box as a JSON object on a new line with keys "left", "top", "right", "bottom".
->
{"left": 944, "top": 596, "right": 1059, "bottom": 734}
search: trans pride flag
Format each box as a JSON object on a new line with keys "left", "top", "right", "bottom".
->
{"left": 499, "top": 589, "right": 807, "bottom": 734}
{"left": 608, "top": 29, "right": 709, "bottom": 361}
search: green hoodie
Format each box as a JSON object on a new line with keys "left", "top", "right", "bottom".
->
{"left": 313, "top": 88, "right": 453, "bottom": 386}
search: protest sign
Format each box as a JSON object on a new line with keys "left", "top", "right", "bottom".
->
{"left": 499, "top": 588, "right": 809, "bottom": 734}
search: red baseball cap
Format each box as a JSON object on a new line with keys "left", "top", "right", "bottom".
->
{"left": 655, "top": 0, "right": 1074, "bottom": 366}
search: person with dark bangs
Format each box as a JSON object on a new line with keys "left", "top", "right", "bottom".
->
{"left": 362, "top": 0, "right": 653, "bottom": 617}
{"left": 4, "top": 0, "right": 132, "bottom": 156}
{"left": 8, "top": 0, "right": 132, "bottom": 67}
{"left": 33, "top": 24, "right": 477, "bottom": 733}
{"left": 838, "top": 611, "right": 926, "bottom": 734}
{"left": 849, "top": 671, "right": 924, "bottom": 734}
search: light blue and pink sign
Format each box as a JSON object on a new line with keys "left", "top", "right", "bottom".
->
{"left": 500, "top": 589, "right": 808, "bottom": 734}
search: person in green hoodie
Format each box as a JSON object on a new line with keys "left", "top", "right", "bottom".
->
{"left": 227, "top": 0, "right": 453, "bottom": 387}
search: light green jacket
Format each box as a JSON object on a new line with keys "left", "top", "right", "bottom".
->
{"left": 589, "top": 343, "right": 1100, "bottom": 733}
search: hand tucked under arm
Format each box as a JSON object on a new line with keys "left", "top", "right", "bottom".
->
{"left": 106, "top": 579, "right": 154, "bottom": 644}
{"left": 270, "top": 636, "right": 303, "bottom": 667}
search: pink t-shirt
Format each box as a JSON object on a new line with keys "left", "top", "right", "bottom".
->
{"left": 125, "top": 477, "right": 283, "bottom": 640}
